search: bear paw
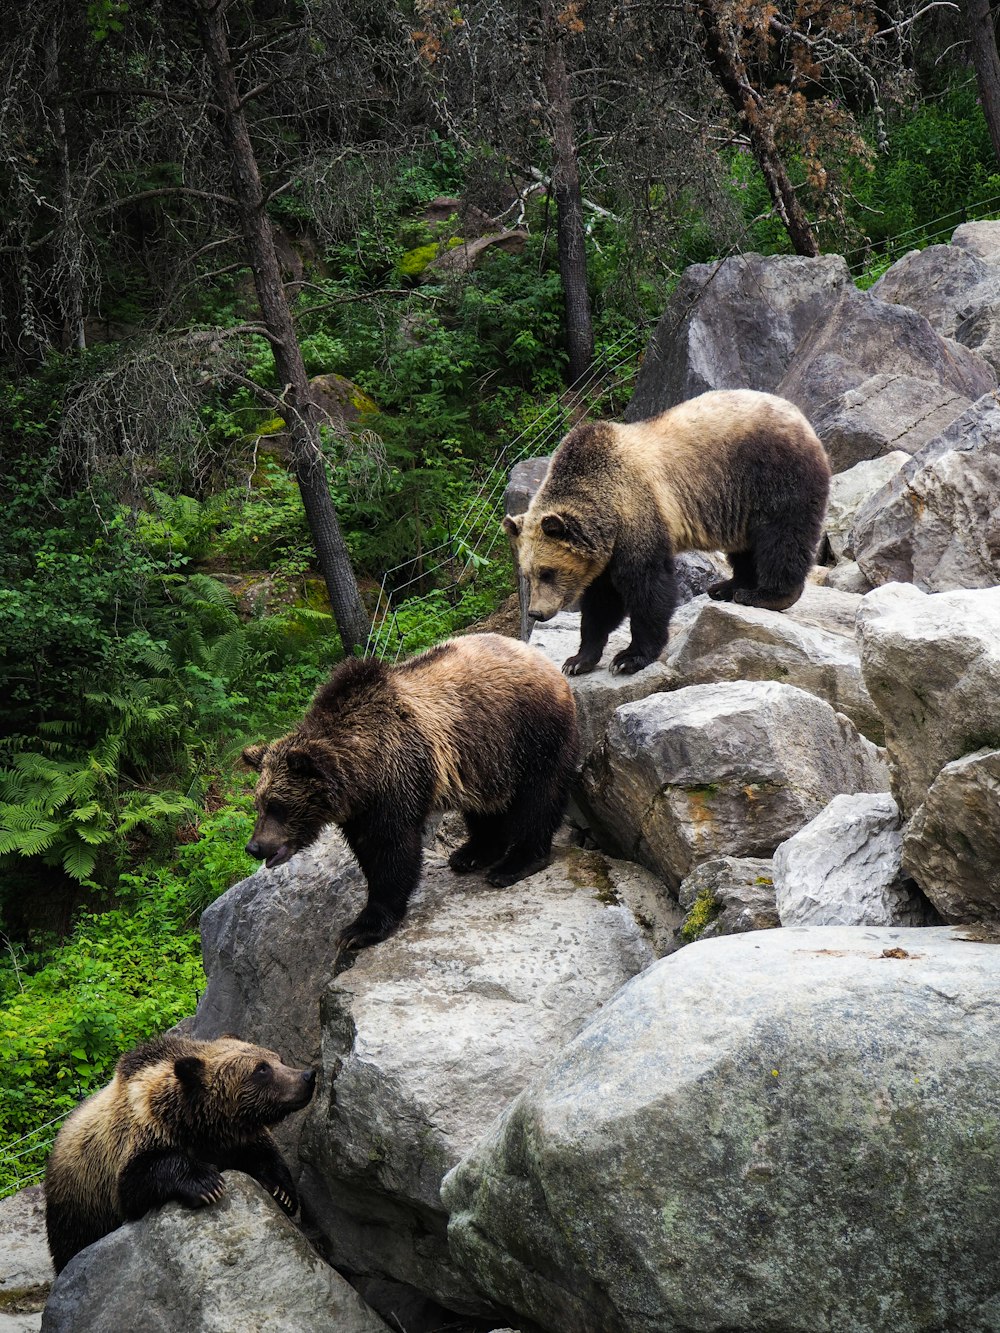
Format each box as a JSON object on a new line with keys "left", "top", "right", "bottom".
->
{"left": 337, "top": 907, "right": 401, "bottom": 952}
{"left": 449, "top": 842, "right": 497, "bottom": 874}
{"left": 610, "top": 649, "right": 653, "bottom": 676}
{"left": 178, "top": 1165, "right": 226, "bottom": 1209}
{"left": 562, "top": 653, "right": 600, "bottom": 676}
{"left": 707, "top": 578, "right": 737, "bottom": 601}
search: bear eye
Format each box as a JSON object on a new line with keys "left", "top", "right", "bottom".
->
{"left": 254, "top": 1061, "right": 271, "bottom": 1078}
{"left": 538, "top": 568, "right": 557, "bottom": 584}
{"left": 266, "top": 800, "right": 286, "bottom": 820}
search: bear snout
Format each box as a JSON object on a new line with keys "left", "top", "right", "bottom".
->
{"left": 245, "top": 837, "right": 294, "bottom": 869}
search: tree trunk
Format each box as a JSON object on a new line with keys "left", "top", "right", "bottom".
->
{"left": 193, "top": 0, "right": 369, "bottom": 654}
{"left": 698, "top": 0, "right": 819, "bottom": 258}
{"left": 45, "top": 28, "right": 86, "bottom": 352}
{"left": 968, "top": 0, "right": 1000, "bottom": 168}
{"left": 542, "top": 4, "right": 594, "bottom": 388}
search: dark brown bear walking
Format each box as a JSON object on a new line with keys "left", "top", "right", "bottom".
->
{"left": 243, "top": 633, "right": 579, "bottom": 951}
{"left": 504, "top": 389, "right": 831, "bottom": 676}
{"left": 44, "top": 1034, "right": 315, "bottom": 1274}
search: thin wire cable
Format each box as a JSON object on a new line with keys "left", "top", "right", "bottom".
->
{"left": 366, "top": 331, "right": 643, "bottom": 657}
{"left": 370, "top": 335, "right": 644, "bottom": 660}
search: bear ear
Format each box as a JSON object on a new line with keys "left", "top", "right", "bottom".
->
{"left": 285, "top": 741, "right": 335, "bottom": 783}
{"left": 242, "top": 743, "right": 267, "bottom": 771}
{"left": 502, "top": 514, "right": 523, "bottom": 539}
{"left": 540, "top": 511, "right": 593, "bottom": 550}
{"left": 174, "top": 1055, "right": 205, "bottom": 1087}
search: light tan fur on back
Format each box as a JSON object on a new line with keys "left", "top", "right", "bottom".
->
{"left": 396, "top": 634, "right": 572, "bottom": 808}
{"left": 612, "top": 391, "right": 821, "bottom": 553}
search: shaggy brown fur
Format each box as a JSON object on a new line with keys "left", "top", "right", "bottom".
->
{"left": 44, "top": 1034, "right": 315, "bottom": 1274}
{"left": 504, "top": 389, "right": 831, "bottom": 675}
{"left": 243, "top": 633, "right": 579, "bottom": 951}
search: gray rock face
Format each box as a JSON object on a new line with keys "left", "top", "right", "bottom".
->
{"left": 298, "top": 846, "right": 678, "bottom": 1315}
{"left": 773, "top": 792, "right": 929, "bottom": 927}
{"left": 902, "top": 749, "right": 1000, "bottom": 923}
{"left": 666, "top": 594, "right": 881, "bottom": 741}
{"left": 528, "top": 611, "right": 672, "bottom": 761}
{"left": 824, "top": 451, "right": 910, "bottom": 560}
{"left": 821, "top": 560, "right": 873, "bottom": 593}
{"left": 851, "top": 393, "right": 1000, "bottom": 591}
{"left": 871, "top": 243, "right": 995, "bottom": 339}
{"left": 444, "top": 926, "right": 1000, "bottom": 1333}
{"left": 41, "top": 1175, "right": 390, "bottom": 1333}
{"left": 777, "top": 287, "right": 995, "bottom": 440}
{"left": 0, "top": 1187, "right": 51, "bottom": 1321}
{"left": 579, "top": 681, "right": 889, "bottom": 890}
{"left": 809, "top": 373, "right": 972, "bottom": 473}
{"left": 856, "top": 582, "right": 1000, "bottom": 814}
{"left": 189, "top": 829, "right": 366, "bottom": 1169}
{"left": 952, "top": 219, "right": 1000, "bottom": 260}
{"left": 625, "top": 252, "right": 850, "bottom": 420}
{"left": 192, "top": 827, "right": 365, "bottom": 1067}
{"left": 669, "top": 855, "right": 777, "bottom": 950}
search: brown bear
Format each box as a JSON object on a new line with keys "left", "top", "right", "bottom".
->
{"left": 44, "top": 1034, "right": 315, "bottom": 1274}
{"left": 504, "top": 389, "right": 831, "bottom": 676}
{"left": 242, "top": 632, "right": 579, "bottom": 951}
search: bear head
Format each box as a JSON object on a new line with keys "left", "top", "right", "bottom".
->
{"left": 242, "top": 734, "right": 345, "bottom": 868}
{"left": 166, "top": 1037, "right": 316, "bottom": 1140}
{"left": 503, "top": 509, "right": 611, "bottom": 622}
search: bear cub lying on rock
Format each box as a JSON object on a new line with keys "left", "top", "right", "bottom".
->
{"left": 505, "top": 389, "right": 831, "bottom": 675}
{"left": 243, "top": 632, "right": 579, "bottom": 951}
{"left": 45, "top": 1033, "right": 315, "bottom": 1274}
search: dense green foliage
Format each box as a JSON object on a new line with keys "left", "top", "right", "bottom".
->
{"left": 2, "top": 44, "right": 999, "bottom": 1199}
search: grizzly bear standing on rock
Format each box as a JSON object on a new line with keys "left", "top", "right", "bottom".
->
{"left": 45, "top": 1034, "right": 315, "bottom": 1274}
{"left": 504, "top": 389, "right": 831, "bottom": 676}
{"left": 243, "top": 633, "right": 579, "bottom": 951}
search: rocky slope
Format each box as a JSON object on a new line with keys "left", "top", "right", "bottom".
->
{"left": 36, "top": 221, "right": 1000, "bottom": 1333}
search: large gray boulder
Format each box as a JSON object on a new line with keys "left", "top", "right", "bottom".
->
{"left": 189, "top": 829, "right": 366, "bottom": 1169}
{"left": 0, "top": 1187, "right": 50, "bottom": 1329}
{"left": 773, "top": 792, "right": 929, "bottom": 927}
{"left": 666, "top": 594, "right": 881, "bottom": 741}
{"left": 871, "top": 243, "right": 997, "bottom": 339}
{"left": 777, "top": 287, "right": 994, "bottom": 469}
{"left": 808, "top": 373, "right": 973, "bottom": 473}
{"left": 869, "top": 233, "right": 1000, "bottom": 377}
{"left": 952, "top": 219, "right": 1000, "bottom": 261}
{"left": 579, "top": 681, "right": 889, "bottom": 890}
{"left": 824, "top": 451, "right": 910, "bottom": 560}
{"left": 191, "top": 827, "right": 365, "bottom": 1067}
{"left": 902, "top": 748, "right": 1000, "bottom": 923}
{"left": 625, "top": 252, "right": 850, "bottom": 420}
{"left": 297, "top": 845, "right": 679, "bottom": 1315}
{"left": 856, "top": 582, "right": 1000, "bottom": 814}
{"left": 41, "top": 1175, "right": 390, "bottom": 1333}
{"left": 444, "top": 925, "right": 1000, "bottom": 1333}
{"left": 851, "top": 392, "right": 1000, "bottom": 591}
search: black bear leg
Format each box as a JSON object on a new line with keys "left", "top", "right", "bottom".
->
{"left": 339, "top": 820, "right": 423, "bottom": 950}
{"left": 609, "top": 549, "right": 676, "bottom": 675}
{"left": 449, "top": 811, "right": 509, "bottom": 874}
{"left": 708, "top": 550, "right": 756, "bottom": 602}
{"left": 563, "top": 577, "right": 625, "bottom": 676}
{"left": 736, "top": 522, "right": 811, "bottom": 611}
{"left": 485, "top": 778, "right": 567, "bottom": 888}
{"left": 119, "top": 1149, "right": 225, "bottom": 1222}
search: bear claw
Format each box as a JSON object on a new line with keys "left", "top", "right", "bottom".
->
{"left": 610, "top": 651, "right": 652, "bottom": 676}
